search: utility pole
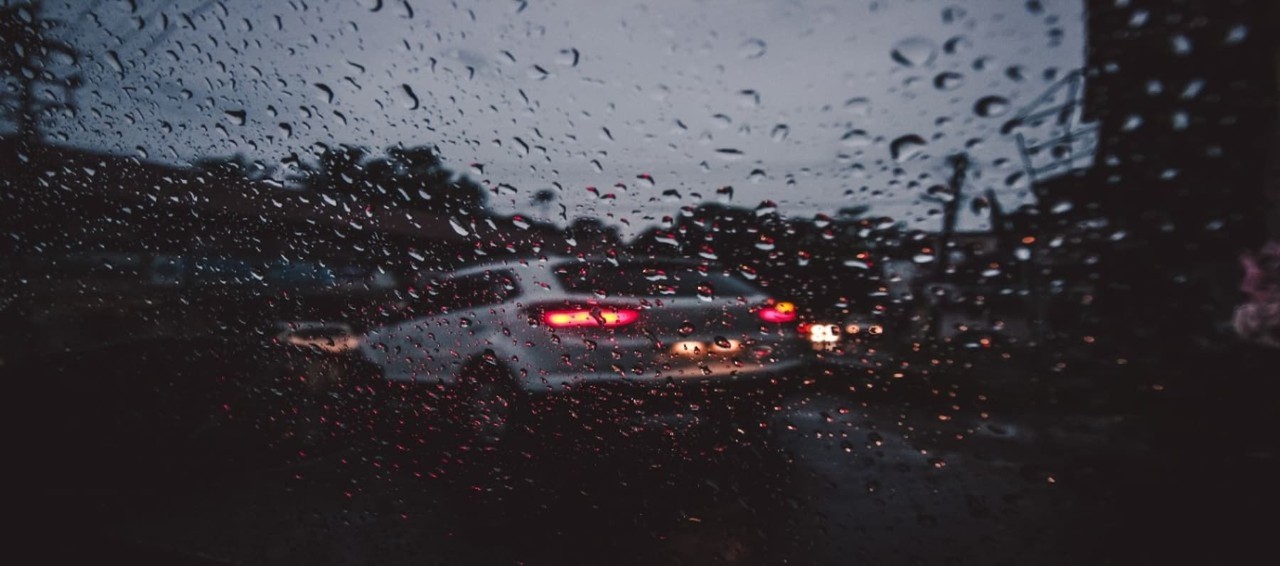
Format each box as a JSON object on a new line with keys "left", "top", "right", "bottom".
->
{"left": 917, "top": 152, "right": 971, "bottom": 344}
{"left": 1, "top": 1, "right": 80, "bottom": 146}
{"left": 938, "top": 153, "right": 970, "bottom": 276}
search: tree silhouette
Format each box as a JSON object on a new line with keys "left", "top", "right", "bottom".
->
{"left": 1, "top": 1, "right": 80, "bottom": 144}
{"left": 290, "top": 144, "right": 487, "bottom": 215}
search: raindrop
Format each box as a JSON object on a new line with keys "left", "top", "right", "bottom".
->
{"left": 397, "top": 84, "right": 419, "bottom": 109}
{"left": 748, "top": 169, "right": 766, "bottom": 182}
{"left": 224, "top": 110, "right": 246, "bottom": 126}
{"left": 1171, "top": 34, "right": 1192, "bottom": 56}
{"left": 696, "top": 283, "right": 716, "bottom": 302}
{"left": 843, "top": 97, "right": 871, "bottom": 116}
{"left": 941, "top": 6, "right": 966, "bottom": 24}
{"left": 555, "top": 48, "right": 580, "bottom": 67}
{"left": 739, "top": 38, "right": 767, "bottom": 59}
{"left": 942, "top": 36, "right": 971, "bottom": 55}
{"left": 890, "top": 37, "right": 937, "bottom": 68}
{"left": 449, "top": 218, "right": 469, "bottom": 236}
{"left": 974, "top": 96, "right": 1010, "bottom": 118}
{"left": 314, "top": 83, "right": 335, "bottom": 104}
{"left": 933, "top": 71, "right": 964, "bottom": 91}
{"left": 678, "top": 322, "right": 696, "bottom": 336}
{"left": 770, "top": 124, "right": 789, "bottom": 142}
{"left": 104, "top": 51, "right": 124, "bottom": 74}
{"left": 737, "top": 90, "right": 761, "bottom": 108}
{"left": 1225, "top": 24, "right": 1247, "bottom": 45}
{"left": 636, "top": 173, "right": 655, "bottom": 188}
{"left": 715, "top": 148, "right": 745, "bottom": 160}
{"left": 889, "top": 134, "right": 927, "bottom": 162}
{"left": 527, "top": 65, "right": 550, "bottom": 80}
{"left": 840, "top": 129, "right": 872, "bottom": 147}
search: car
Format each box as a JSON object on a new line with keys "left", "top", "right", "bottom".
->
{"left": 799, "top": 309, "right": 898, "bottom": 370}
{"left": 275, "top": 257, "right": 807, "bottom": 444}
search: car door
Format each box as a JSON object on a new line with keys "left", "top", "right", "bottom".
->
{"left": 360, "top": 270, "right": 518, "bottom": 384}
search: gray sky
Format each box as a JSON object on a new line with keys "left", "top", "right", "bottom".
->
{"left": 33, "top": 0, "right": 1087, "bottom": 238}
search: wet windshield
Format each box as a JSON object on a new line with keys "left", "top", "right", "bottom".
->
{"left": 5, "top": 0, "right": 1278, "bottom": 564}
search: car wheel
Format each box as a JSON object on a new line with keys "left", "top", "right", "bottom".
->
{"left": 455, "top": 357, "right": 523, "bottom": 446}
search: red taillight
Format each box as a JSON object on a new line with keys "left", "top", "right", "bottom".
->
{"left": 543, "top": 308, "right": 640, "bottom": 328}
{"left": 759, "top": 301, "right": 797, "bottom": 323}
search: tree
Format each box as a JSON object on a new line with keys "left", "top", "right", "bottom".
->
{"left": 1, "top": 1, "right": 80, "bottom": 144}
{"left": 290, "top": 144, "right": 487, "bottom": 214}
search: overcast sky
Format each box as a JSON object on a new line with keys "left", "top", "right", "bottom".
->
{"left": 31, "top": 0, "right": 1087, "bottom": 238}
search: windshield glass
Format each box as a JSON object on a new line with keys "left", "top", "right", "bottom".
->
{"left": 6, "top": 1, "right": 1278, "bottom": 564}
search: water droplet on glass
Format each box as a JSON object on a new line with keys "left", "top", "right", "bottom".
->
{"left": 104, "top": 51, "right": 124, "bottom": 74}
{"left": 840, "top": 129, "right": 872, "bottom": 147}
{"left": 314, "top": 83, "right": 335, "bottom": 104}
{"left": 739, "top": 38, "right": 767, "bottom": 59}
{"left": 715, "top": 148, "right": 745, "bottom": 160}
{"left": 933, "top": 71, "right": 964, "bottom": 91}
{"left": 770, "top": 124, "right": 789, "bottom": 142}
{"left": 555, "top": 48, "right": 580, "bottom": 67}
{"left": 941, "top": 6, "right": 967, "bottom": 24}
{"left": 843, "top": 97, "right": 871, "bottom": 116}
{"left": 678, "top": 322, "right": 696, "bottom": 336}
{"left": 716, "top": 186, "right": 734, "bottom": 202}
{"left": 1171, "top": 34, "right": 1192, "bottom": 56}
{"left": 696, "top": 283, "right": 715, "bottom": 302}
{"left": 890, "top": 37, "right": 937, "bottom": 68}
{"left": 889, "top": 134, "right": 927, "bottom": 162}
{"left": 1225, "top": 24, "right": 1248, "bottom": 45}
{"left": 397, "top": 84, "right": 419, "bottom": 109}
{"left": 449, "top": 218, "right": 469, "bottom": 236}
{"left": 974, "top": 96, "right": 1010, "bottom": 118}
{"left": 943, "top": 35, "right": 971, "bottom": 55}
{"left": 224, "top": 110, "right": 246, "bottom": 126}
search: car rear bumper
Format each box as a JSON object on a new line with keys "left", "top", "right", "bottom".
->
{"left": 519, "top": 358, "right": 807, "bottom": 393}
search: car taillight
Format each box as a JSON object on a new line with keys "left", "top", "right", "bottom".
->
{"left": 543, "top": 307, "right": 640, "bottom": 328}
{"left": 758, "top": 301, "right": 797, "bottom": 323}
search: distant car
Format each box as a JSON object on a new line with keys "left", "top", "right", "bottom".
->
{"left": 278, "top": 257, "right": 806, "bottom": 443}
{"left": 798, "top": 309, "right": 898, "bottom": 370}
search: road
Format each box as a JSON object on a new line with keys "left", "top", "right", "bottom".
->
{"left": 23, "top": 364, "right": 1142, "bottom": 566}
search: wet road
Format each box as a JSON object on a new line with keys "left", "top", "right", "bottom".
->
{"left": 29, "top": 375, "right": 1133, "bottom": 566}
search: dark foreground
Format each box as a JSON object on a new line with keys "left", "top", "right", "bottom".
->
{"left": 13, "top": 341, "right": 1280, "bottom": 565}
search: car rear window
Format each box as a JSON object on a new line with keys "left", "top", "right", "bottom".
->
{"left": 553, "top": 262, "right": 759, "bottom": 298}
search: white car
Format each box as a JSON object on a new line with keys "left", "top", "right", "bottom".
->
{"left": 319, "top": 257, "right": 805, "bottom": 441}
